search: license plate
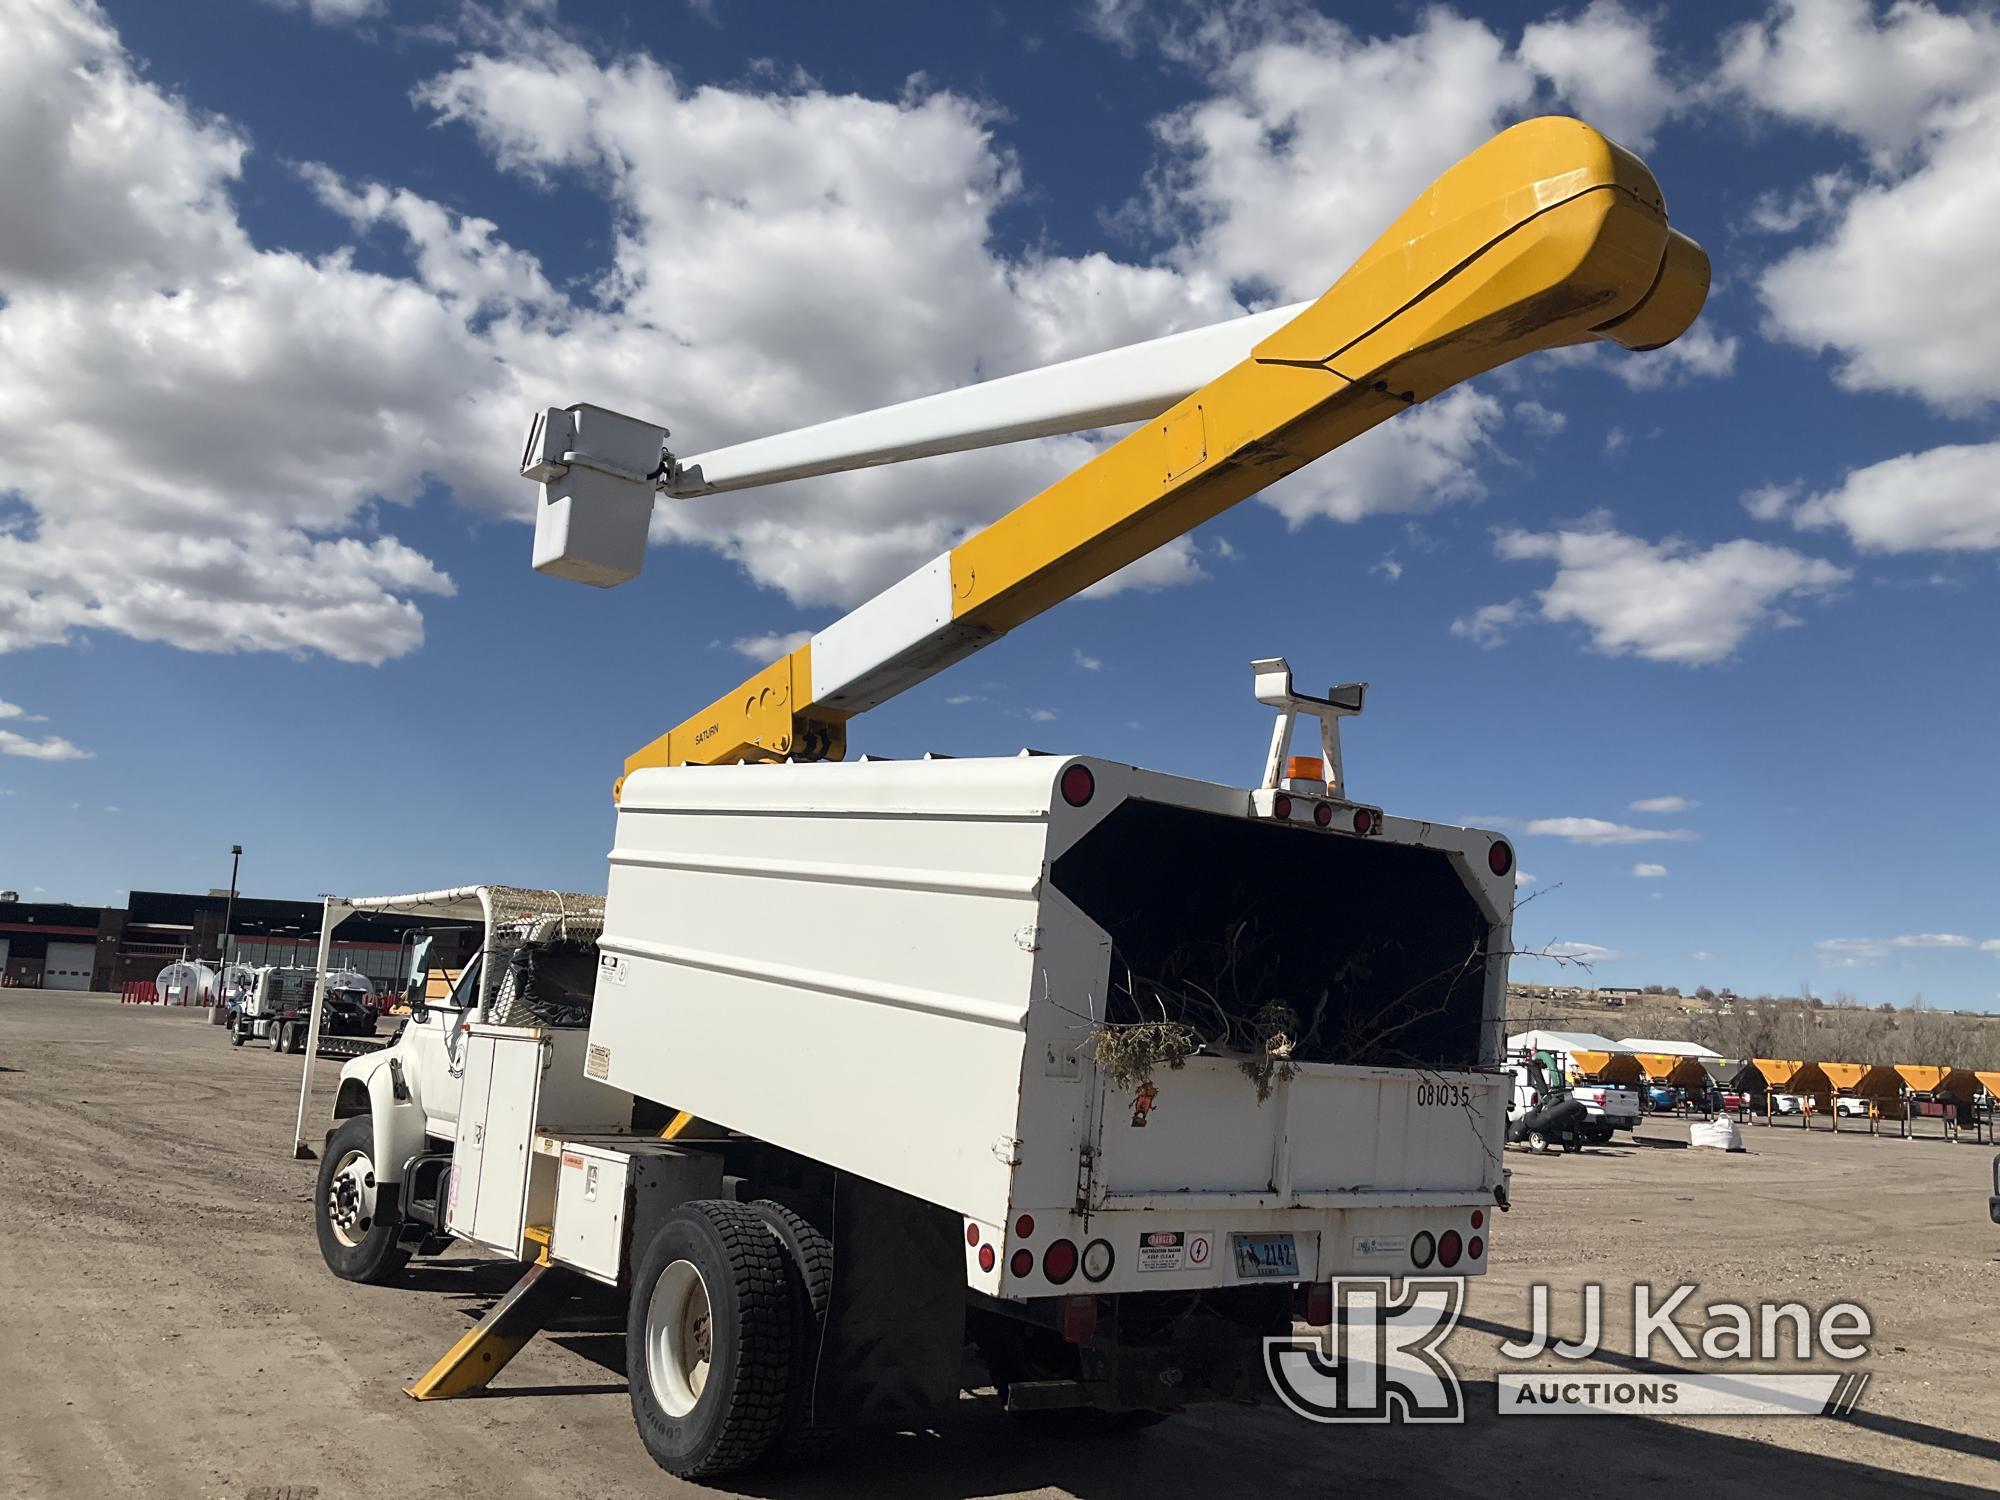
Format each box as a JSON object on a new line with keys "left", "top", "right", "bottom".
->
{"left": 1231, "top": 1232, "right": 1298, "bottom": 1279}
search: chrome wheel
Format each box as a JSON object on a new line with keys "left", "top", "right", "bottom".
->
{"left": 326, "top": 1147, "right": 378, "bottom": 1248}
{"left": 646, "top": 1259, "right": 712, "bottom": 1418}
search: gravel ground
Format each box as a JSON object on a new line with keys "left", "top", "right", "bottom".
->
{"left": 3, "top": 990, "right": 1997, "bottom": 1499}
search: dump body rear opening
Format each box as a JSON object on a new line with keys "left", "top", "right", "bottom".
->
{"left": 1052, "top": 800, "right": 1492, "bottom": 1072}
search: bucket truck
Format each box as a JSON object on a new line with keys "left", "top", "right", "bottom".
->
{"left": 310, "top": 117, "right": 1709, "bottom": 1478}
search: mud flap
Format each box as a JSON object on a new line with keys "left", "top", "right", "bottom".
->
{"left": 810, "top": 1171, "right": 964, "bottom": 1428}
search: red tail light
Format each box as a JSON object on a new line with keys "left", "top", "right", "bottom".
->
{"left": 1010, "top": 1248, "right": 1033, "bottom": 1278}
{"left": 1487, "top": 840, "right": 1513, "bottom": 877}
{"left": 1272, "top": 793, "right": 1293, "bottom": 820}
{"left": 1043, "top": 1239, "right": 1079, "bottom": 1285}
{"left": 1313, "top": 802, "right": 1333, "bottom": 828}
{"left": 1060, "top": 764, "right": 1095, "bottom": 807}
{"left": 1438, "top": 1230, "right": 1463, "bottom": 1269}
{"left": 1470, "top": 1209, "right": 1484, "bottom": 1230}
{"left": 1015, "top": 1214, "right": 1035, "bottom": 1239}
{"left": 978, "top": 1244, "right": 995, "bottom": 1272}
{"left": 1353, "top": 808, "right": 1375, "bottom": 835}
{"left": 965, "top": 1223, "right": 980, "bottom": 1246}
{"left": 1304, "top": 1282, "right": 1333, "bottom": 1326}
{"left": 1468, "top": 1235, "right": 1484, "bottom": 1260}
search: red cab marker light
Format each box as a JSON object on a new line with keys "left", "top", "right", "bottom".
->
{"left": 1272, "top": 793, "right": 1293, "bottom": 820}
{"left": 1313, "top": 802, "right": 1333, "bottom": 828}
{"left": 1438, "top": 1229, "right": 1463, "bottom": 1269}
{"left": 1060, "top": 764, "right": 1096, "bottom": 807}
{"left": 1010, "top": 1248, "right": 1033, "bottom": 1278}
{"left": 978, "top": 1244, "right": 995, "bottom": 1272}
{"left": 1487, "top": 840, "right": 1513, "bottom": 877}
{"left": 1468, "top": 1235, "right": 1484, "bottom": 1260}
{"left": 1470, "top": 1209, "right": 1484, "bottom": 1230}
{"left": 1043, "top": 1239, "right": 1080, "bottom": 1285}
{"left": 1015, "top": 1213, "right": 1035, "bottom": 1239}
{"left": 1352, "top": 808, "right": 1374, "bottom": 835}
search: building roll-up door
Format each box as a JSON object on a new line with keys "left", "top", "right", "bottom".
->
{"left": 43, "top": 941, "right": 95, "bottom": 991}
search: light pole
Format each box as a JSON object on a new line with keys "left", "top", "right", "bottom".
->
{"left": 221, "top": 844, "right": 242, "bottom": 976}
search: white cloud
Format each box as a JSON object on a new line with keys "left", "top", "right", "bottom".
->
{"left": 1603, "top": 427, "right": 1628, "bottom": 454}
{"left": 1818, "top": 932, "right": 1997, "bottom": 966}
{"left": 1519, "top": 2, "right": 1680, "bottom": 149}
{"left": 1632, "top": 862, "right": 1668, "bottom": 878}
{"left": 1072, "top": 647, "right": 1102, "bottom": 671}
{"left": 1027, "top": 708, "right": 1058, "bottom": 723}
{"left": 1512, "top": 400, "right": 1566, "bottom": 435}
{"left": 943, "top": 692, "right": 983, "bottom": 706}
{"left": 1149, "top": 4, "right": 1681, "bottom": 303}
{"left": 1726, "top": 3, "right": 2000, "bottom": 411}
{"left": 0, "top": 2, "right": 465, "bottom": 665}
{"left": 0, "top": 695, "right": 90, "bottom": 760}
{"left": 270, "top": 0, "right": 386, "bottom": 23}
{"left": 1371, "top": 556, "right": 1403, "bottom": 583}
{"left": 731, "top": 630, "right": 812, "bottom": 660}
{"left": 1629, "top": 795, "right": 1696, "bottom": 814}
{"left": 1520, "top": 817, "right": 1696, "bottom": 846}
{"left": 1, "top": 2, "right": 1280, "bottom": 667}
{"left": 1718, "top": 0, "right": 2000, "bottom": 158}
{"left": 1742, "top": 480, "right": 1803, "bottom": 523}
{"left": 1691, "top": 950, "right": 1714, "bottom": 961}
{"left": 0, "top": 727, "right": 91, "bottom": 761}
{"left": 1516, "top": 872, "right": 1537, "bottom": 888}
{"left": 1792, "top": 443, "right": 2000, "bottom": 553}
{"left": 1450, "top": 599, "right": 1524, "bottom": 650}
{"left": 1491, "top": 522, "right": 1850, "bottom": 665}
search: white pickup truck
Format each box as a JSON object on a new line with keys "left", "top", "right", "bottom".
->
{"left": 1568, "top": 1079, "right": 1643, "bottom": 1141}
{"left": 310, "top": 740, "right": 1514, "bottom": 1478}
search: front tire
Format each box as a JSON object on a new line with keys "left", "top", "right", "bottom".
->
{"left": 314, "top": 1115, "right": 409, "bottom": 1284}
{"left": 628, "top": 1199, "right": 794, "bottom": 1479}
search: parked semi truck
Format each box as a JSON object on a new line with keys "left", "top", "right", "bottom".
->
{"left": 228, "top": 964, "right": 375, "bottom": 1054}
{"left": 305, "top": 117, "right": 1708, "bottom": 1478}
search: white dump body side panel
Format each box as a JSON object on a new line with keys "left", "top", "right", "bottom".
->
{"left": 592, "top": 758, "right": 1059, "bottom": 1224}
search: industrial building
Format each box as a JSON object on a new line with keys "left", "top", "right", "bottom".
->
{"left": 0, "top": 891, "right": 472, "bottom": 994}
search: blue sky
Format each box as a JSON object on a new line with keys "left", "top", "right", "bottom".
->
{"left": 2, "top": 0, "right": 1996, "bottom": 1008}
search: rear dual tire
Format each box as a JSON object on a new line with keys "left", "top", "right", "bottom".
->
{"left": 628, "top": 1199, "right": 794, "bottom": 1479}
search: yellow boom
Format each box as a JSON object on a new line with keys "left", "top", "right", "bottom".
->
{"left": 621, "top": 117, "right": 1708, "bottom": 788}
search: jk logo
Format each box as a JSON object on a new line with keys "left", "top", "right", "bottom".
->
{"left": 1264, "top": 1278, "right": 1466, "bottom": 1423}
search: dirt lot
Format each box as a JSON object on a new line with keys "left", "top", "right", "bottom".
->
{"left": 3, "top": 991, "right": 1998, "bottom": 1500}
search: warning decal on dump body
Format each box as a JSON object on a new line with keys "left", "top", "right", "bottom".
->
{"left": 1353, "top": 1234, "right": 1412, "bottom": 1259}
{"left": 598, "top": 953, "right": 628, "bottom": 985}
{"left": 1137, "top": 1230, "right": 1186, "bottom": 1272}
{"left": 585, "top": 1043, "right": 612, "bottom": 1081}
